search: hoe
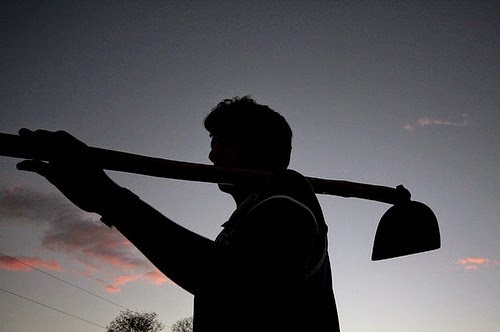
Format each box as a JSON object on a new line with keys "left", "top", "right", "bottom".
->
{"left": 0, "top": 132, "right": 440, "bottom": 261}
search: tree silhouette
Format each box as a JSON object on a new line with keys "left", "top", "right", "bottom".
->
{"left": 107, "top": 310, "right": 164, "bottom": 332}
{"left": 171, "top": 317, "right": 193, "bottom": 332}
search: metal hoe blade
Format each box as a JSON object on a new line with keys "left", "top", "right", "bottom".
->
{"left": 372, "top": 201, "right": 441, "bottom": 261}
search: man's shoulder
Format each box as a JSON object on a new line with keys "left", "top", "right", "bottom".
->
{"left": 250, "top": 169, "right": 320, "bottom": 221}
{"left": 249, "top": 194, "right": 316, "bottom": 219}
{"left": 246, "top": 194, "right": 319, "bottom": 237}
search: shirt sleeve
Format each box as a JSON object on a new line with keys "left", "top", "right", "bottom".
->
{"left": 100, "top": 190, "right": 216, "bottom": 295}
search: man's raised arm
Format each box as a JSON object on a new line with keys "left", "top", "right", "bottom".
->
{"left": 16, "top": 128, "right": 214, "bottom": 294}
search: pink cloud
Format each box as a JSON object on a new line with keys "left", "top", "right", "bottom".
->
{"left": 418, "top": 116, "right": 468, "bottom": 127}
{"left": 403, "top": 124, "right": 415, "bottom": 132}
{"left": 108, "top": 274, "right": 141, "bottom": 291}
{"left": 458, "top": 258, "right": 489, "bottom": 265}
{"left": 0, "top": 185, "right": 172, "bottom": 292}
{"left": 0, "top": 255, "right": 62, "bottom": 272}
{"left": 404, "top": 114, "right": 468, "bottom": 132}
{"left": 105, "top": 284, "right": 121, "bottom": 293}
{"left": 40, "top": 215, "right": 145, "bottom": 272}
{"left": 457, "top": 257, "right": 498, "bottom": 271}
{"left": 143, "top": 270, "right": 170, "bottom": 285}
{"left": 104, "top": 270, "right": 170, "bottom": 293}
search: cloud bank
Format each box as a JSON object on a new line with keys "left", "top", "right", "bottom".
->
{"left": 0, "top": 186, "right": 170, "bottom": 292}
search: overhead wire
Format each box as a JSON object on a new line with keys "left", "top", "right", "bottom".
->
{"left": 0, "top": 251, "right": 130, "bottom": 310}
{"left": 0, "top": 286, "right": 106, "bottom": 329}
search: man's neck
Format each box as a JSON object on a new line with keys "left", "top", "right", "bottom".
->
{"left": 218, "top": 183, "right": 259, "bottom": 208}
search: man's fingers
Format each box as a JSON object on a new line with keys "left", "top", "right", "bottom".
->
{"left": 16, "top": 160, "right": 50, "bottom": 177}
{"left": 18, "top": 128, "right": 88, "bottom": 160}
{"left": 19, "top": 128, "right": 54, "bottom": 138}
{"left": 19, "top": 128, "right": 60, "bottom": 143}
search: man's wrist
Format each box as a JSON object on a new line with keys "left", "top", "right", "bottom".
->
{"left": 98, "top": 186, "right": 140, "bottom": 228}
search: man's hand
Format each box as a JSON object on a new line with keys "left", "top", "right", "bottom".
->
{"left": 16, "top": 128, "right": 122, "bottom": 214}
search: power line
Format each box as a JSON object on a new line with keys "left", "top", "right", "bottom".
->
{"left": 0, "top": 252, "right": 130, "bottom": 310}
{"left": 0, "top": 286, "right": 106, "bottom": 329}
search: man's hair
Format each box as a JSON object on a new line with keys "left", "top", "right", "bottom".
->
{"left": 204, "top": 96, "right": 292, "bottom": 170}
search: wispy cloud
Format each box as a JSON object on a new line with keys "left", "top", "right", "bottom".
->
{"left": 457, "top": 257, "right": 500, "bottom": 271}
{"left": 105, "top": 271, "right": 169, "bottom": 293}
{"left": 403, "top": 114, "right": 468, "bottom": 132}
{"left": 0, "top": 255, "right": 63, "bottom": 272}
{"left": 0, "top": 186, "right": 171, "bottom": 292}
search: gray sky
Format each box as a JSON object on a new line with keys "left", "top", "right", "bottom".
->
{"left": 1, "top": 1, "right": 499, "bottom": 331}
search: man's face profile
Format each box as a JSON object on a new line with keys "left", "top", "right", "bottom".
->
{"left": 204, "top": 96, "right": 293, "bottom": 197}
{"left": 209, "top": 134, "right": 260, "bottom": 196}
{"left": 209, "top": 135, "right": 257, "bottom": 169}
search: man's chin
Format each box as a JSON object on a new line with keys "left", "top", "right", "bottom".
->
{"left": 217, "top": 183, "right": 236, "bottom": 193}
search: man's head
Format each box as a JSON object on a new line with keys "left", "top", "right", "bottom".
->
{"left": 204, "top": 96, "right": 292, "bottom": 171}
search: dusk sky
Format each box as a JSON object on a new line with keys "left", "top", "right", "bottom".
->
{"left": 1, "top": 1, "right": 499, "bottom": 331}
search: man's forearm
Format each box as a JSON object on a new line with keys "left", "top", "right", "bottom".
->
{"left": 100, "top": 188, "right": 215, "bottom": 294}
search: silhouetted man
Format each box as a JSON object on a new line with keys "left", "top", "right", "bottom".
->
{"left": 17, "top": 96, "right": 341, "bottom": 332}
